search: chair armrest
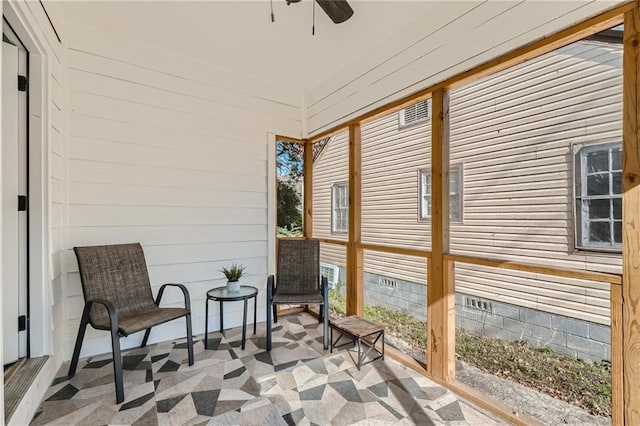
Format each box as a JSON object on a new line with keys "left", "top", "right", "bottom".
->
{"left": 267, "top": 275, "right": 276, "bottom": 299}
{"left": 156, "top": 283, "right": 191, "bottom": 311}
{"left": 85, "top": 298, "right": 119, "bottom": 329}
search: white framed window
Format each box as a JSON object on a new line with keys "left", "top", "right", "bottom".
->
{"left": 574, "top": 142, "right": 622, "bottom": 251}
{"left": 399, "top": 99, "right": 431, "bottom": 128}
{"left": 419, "top": 164, "right": 463, "bottom": 221}
{"left": 320, "top": 263, "right": 340, "bottom": 288}
{"left": 331, "top": 182, "right": 348, "bottom": 233}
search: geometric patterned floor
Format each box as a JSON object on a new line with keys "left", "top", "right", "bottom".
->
{"left": 30, "top": 313, "right": 506, "bottom": 425}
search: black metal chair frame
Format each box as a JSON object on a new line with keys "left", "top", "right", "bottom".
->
{"left": 265, "top": 239, "right": 329, "bottom": 351}
{"left": 68, "top": 245, "right": 194, "bottom": 404}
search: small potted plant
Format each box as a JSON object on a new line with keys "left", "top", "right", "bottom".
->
{"left": 220, "top": 263, "right": 246, "bottom": 292}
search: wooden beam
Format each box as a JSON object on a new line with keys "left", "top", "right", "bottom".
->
{"left": 346, "top": 123, "right": 363, "bottom": 316}
{"left": 442, "top": 259, "right": 456, "bottom": 381}
{"left": 612, "top": 284, "right": 624, "bottom": 426}
{"left": 358, "top": 243, "right": 431, "bottom": 259}
{"left": 434, "top": 380, "right": 542, "bottom": 426}
{"left": 314, "top": 237, "right": 349, "bottom": 246}
{"left": 445, "top": 254, "right": 622, "bottom": 285}
{"left": 427, "top": 88, "right": 454, "bottom": 381}
{"left": 303, "top": 139, "right": 313, "bottom": 238}
{"left": 308, "top": 2, "right": 631, "bottom": 142}
{"left": 275, "top": 135, "right": 304, "bottom": 144}
{"left": 623, "top": 6, "right": 640, "bottom": 424}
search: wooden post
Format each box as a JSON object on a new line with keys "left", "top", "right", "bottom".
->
{"left": 612, "top": 284, "right": 624, "bottom": 425}
{"left": 427, "top": 89, "right": 455, "bottom": 381}
{"left": 347, "top": 123, "right": 363, "bottom": 316}
{"left": 303, "top": 139, "right": 313, "bottom": 239}
{"left": 623, "top": 6, "right": 640, "bottom": 424}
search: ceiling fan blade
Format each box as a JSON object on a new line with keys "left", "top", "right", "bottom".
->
{"left": 316, "top": 0, "right": 353, "bottom": 24}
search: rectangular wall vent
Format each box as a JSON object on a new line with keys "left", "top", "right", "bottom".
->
{"left": 465, "top": 296, "right": 492, "bottom": 313}
{"left": 380, "top": 277, "right": 398, "bottom": 288}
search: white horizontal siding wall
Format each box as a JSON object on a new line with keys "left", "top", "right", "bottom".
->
{"left": 36, "top": 0, "right": 68, "bottom": 363}
{"left": 313, "top": 40, "right": 621, "bottom": 325}
{"left": 65, "top": 23, "right": 302, "bottom": 357}
{"left": 306, "top": 1, "right": 624, "bottom": 136}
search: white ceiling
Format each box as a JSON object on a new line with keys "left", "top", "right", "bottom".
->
{"left": 64, "top": 1, "right": 442, "bottom": 90}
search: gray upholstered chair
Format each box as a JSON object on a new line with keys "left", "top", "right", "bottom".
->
{"left": 266, "top": 239, "right": 329, "bottom": 351}
{"left": 69, "top": 243, "right": 194, "bottom": 403}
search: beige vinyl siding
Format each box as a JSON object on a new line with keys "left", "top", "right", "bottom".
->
{"left": 449, "top": 40, "right": 621, "bottom": 325}
{"left": 312, "top": 131, "right": 349, "bottom": 243}
{"left": 364, "top": 250, "right": 428, "bottom": 288}
{"left": 362, "top": 111, "right": 431, "bottom": 251}
{"left": 313, "top": 40, "right": 621, "bottom": 325}
{"left": 65, "top": 23, "right": 302, "bottom": 357}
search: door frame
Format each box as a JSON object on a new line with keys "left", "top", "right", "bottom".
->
{"left": 3, "top": 3, "right": 51, "bottom": 359}
{"left": 2, "top": 31, "right": 29, "bottom": 363}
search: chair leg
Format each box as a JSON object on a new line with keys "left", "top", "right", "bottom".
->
{"left": 267, "top": 276, "right": 273, "bottom": 351}
{"left": 273, "top": 304, "right": 278, "bottom": 323}
{"left": 186, "top": 313, "right": 194, "bottom": 366}
{"left": 322, "top": 277, "right": 329, "bottom": 350}
{"left": 323, "top": 305, "right": 329, "bottom": 350}
{"left": 109, "top": 321, "right": 124, "bottom": 404}
{"left": 140, "top": 327, "right": 152, "bottom": 348}
{"left": 318, "top": 304, "right": 323, "bottom": 323}
{"left": 69, "top": 305, "right": 91, "bottom": 377}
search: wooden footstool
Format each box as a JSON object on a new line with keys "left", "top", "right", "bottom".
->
{"left": 330, "top": 315, "right": 385, "bottom": 369}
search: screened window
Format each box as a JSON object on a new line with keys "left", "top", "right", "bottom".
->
{"left": 399, "top": 99, "right": 431, "bottom": 128}
{"left": 420, "top": 165, "right": 462, "bottom": 221}
{"left": 332, "top": 182, "right": 348, "bottom": 233}
{"left": 574, "top": 142, "right": 622, "bottom": 250}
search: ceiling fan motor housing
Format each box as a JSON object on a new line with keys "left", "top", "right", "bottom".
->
{"left": 284, "top": 0, "right": 353, "bottom": 24}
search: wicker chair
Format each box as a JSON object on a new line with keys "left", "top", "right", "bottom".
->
{"left": 69, "top": 243, "right": 194, "bottom": 403}
{"left": 266, "top": 239, "right": 329, "bottom": 351}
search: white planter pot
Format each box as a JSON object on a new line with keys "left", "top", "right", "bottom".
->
{"left": 227, "top": 280, "right": 240, "bottom": 292}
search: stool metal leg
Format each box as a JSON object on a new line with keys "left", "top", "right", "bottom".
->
{"left": 330, "top": 326, "right": 333, "bottom": 353}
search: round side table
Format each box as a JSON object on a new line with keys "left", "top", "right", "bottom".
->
{"left": 205, "top": 285, "right": 258, "bottom": 350}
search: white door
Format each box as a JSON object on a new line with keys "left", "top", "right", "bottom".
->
{"left": 3, "top": 40, "right": 28, "bottom": 364}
